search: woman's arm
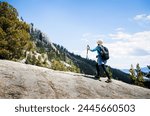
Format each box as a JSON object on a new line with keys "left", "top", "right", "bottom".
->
{"left": 90, "top": 46, "right": 98, "bottom": 52}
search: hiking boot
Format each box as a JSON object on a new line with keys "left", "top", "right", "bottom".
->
{"left": 105, "top": 79, "right": 112, "bottom": 83}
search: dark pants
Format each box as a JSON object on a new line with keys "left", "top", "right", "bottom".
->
{"left": 96, "top": 63, "right": 111, "bottom": 79}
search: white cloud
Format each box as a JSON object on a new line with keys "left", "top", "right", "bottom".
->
{"left": 107, "top": 55, "right": 149, "bottom": 69}
{"left": 129, "top": 31, "right": 150, "bottom": 51}
{"left": 79, "top": 31, "right": 150, "bottom": 69}
{"left": 81, "top": 38, "right": 89, "bottom": 43}
{"left": 81, "top": 33, "right": 105, "bottom": 45}
{"left": 133, "top": 14, "right": 150, "bottom": 28}
{"left": 133, "top": 14, "right": 147, "bottom": 21}
{"left": 147, "top": 15, "right": 150, "bottom": 20}
{"left": 81, "top": 33, "right": 105, "bottom": 40}
{"left": 115, "top": 27, "right": 125, "bottom": 31}
{"left": 93, "top": 34, "right": 105, "bottom": 39}
{"left": 133, "top": 14, "right": 150, "bottom": 21}
{"left": 108, "top": 31, "right": 150, "bottom": 56}
{"left": 109, "top": 31, "right": 131, "bottom": 40}
{"left": 82, "top": 33, "right": 91, "bottom": 38}
{"left": 107, "top": 31, "right": 150, "bottom": 68}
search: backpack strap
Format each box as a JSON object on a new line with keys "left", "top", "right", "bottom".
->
{"left": 98, "top": 45, "right": 106, "bottom": 54}
{"left": 96, "top": 45, "right": 103, "bottom": 56}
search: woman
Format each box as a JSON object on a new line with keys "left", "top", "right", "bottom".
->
{"left": 88, "top": 40, "right": 112, "bottom": 83}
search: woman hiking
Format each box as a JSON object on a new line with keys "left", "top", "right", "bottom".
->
{"left": 87, "top": 40, "right": 112, "bottom": 83}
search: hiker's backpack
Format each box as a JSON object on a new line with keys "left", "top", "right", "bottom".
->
{"left": 98, "top": 45, "right": 109, "bottom": 60}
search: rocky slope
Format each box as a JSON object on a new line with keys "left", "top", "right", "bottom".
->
{"left": 0, "top": 60, "right": 150, "bottom": 99}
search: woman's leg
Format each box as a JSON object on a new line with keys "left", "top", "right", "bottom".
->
{"left": 96, "top": 63, "right": 100, "bottom": 76}
{"left": 101, "top": 64, "right": 111, "bottom": 79}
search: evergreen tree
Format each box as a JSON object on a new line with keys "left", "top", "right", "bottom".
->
{"left": 30, "top": 23, "right": 34, "bottom": 33}
{"left": 135, "top": 63, "right": 144, "bottom": 87}
{"left": 20, "top": 17, "right": 24, "bottom": 21}
{"left": 129, "top": 64, "right": 144, "bottom": 87}
{"left": 147, "top": 65, "right": 150, "bottom": 70}
{"left": 145, "top": 65, "right": 150, "bottom": 78}
{"left": 39, "top": 32, "right": 43, "bottom": 41}
{"left": 51, "top": 60, "right": 66, "bottom": 71}
{"left": 129, "top": 64, "right": 136, "bottom": 84}
{"left": 0, "top": 2, "right": 31, "bottom": 60}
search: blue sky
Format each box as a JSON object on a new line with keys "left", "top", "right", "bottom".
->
{"left": 2, "top": 0, "right": 150, "bottom": 69}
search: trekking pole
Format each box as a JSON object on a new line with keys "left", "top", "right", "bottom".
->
{"left": 86, "top": 45, "right": 89, "bottom": 59}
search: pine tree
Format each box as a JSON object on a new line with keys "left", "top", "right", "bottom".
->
{"left": 145, "top": 65, "right": 150, "bottom": 78}
{"left": 135, "top": 63, "right": 144, "bottom": 87}
{"left": 39, "top": 32, "right": 43, "bottom": 41}
{"left": 129, "top": 64, "right": 136, "bottom": 84}
{"left": 30, "top": 23, "right": 34, "bottom": 33}
{"left": 0, "top": 2, "right": 31, "bottom": 60}
{"left": 129, "top": 64, "right": 144, "bottom": 87}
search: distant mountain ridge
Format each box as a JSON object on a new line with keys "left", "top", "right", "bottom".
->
{"left": 122, "top": 67, "right": 150, "bottom": 74}
{"left": 141, "top": 67, "right": 150, "bottom": 73}
{"left": 121, "top": 67, "right": 150, "bottom": 84}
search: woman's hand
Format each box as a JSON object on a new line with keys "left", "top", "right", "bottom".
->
{"left": 87, "top": 45, "right": 90, "bottom": 50}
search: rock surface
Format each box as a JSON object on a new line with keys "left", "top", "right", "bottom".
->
{"left": 0, "top": 60, "right": 150, "bottom": 99}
